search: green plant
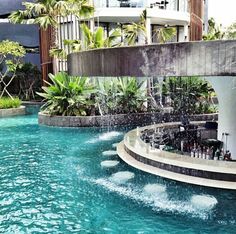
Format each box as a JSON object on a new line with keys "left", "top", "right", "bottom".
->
{"left": 153, "top": 27, "right": 177, "bottom": 44}
{"left": 122, "top": 10, "right": 146, "bottom": 45}
{"left": 51, "top": 23, "right": 121, "bottom": 58}
{"left": 16, "top": 63, "right": 42, "bottom": 100}
{"left": 225, "top": 22, "right": 236, "bottom": 39}
{"left": 116, "top": 77, "right": 147, "bottom": 114}
{"left": 203, "top": 18, "right": 225, "bottom": 40}
{"left": 95, "top": 78, "right": 119, "bottom": 115}
{"left": 37, "top": 72, "right": 96, "bottom": 116}
{"left": 163, "top": 77, "right": 216, "bottom": 115}
{"left": 0, "top": 40, "right": 26, "bottom": 99}
{"left": 95, "top": 77, "right": 147, "bottom": 115}
{"left": 0, "top": 97, "right": 21, "bottom": 109}
{"left": 9, "top": 0, "right": 94, "bottom": 30}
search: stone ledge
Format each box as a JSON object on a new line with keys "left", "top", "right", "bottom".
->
{"left": 0, "top": 106, "right": 26, "bottom": 117}
{"left": 38, "top": 112, "right": 218, "bottom": 127}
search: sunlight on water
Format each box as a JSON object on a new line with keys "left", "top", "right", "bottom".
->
{"left": 102, "top": 150, "right": 117, "bottom": 156}
{"left": 190, "top": 195, "right": 218, "bottom": 210}
{"left": 109, "top": 171, "right": 135, "bottom": 184}
{"left": 101, "top": 160, "right": 119, "bottom": 168}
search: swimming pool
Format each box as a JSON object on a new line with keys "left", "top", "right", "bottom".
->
{"left": 0, "top": 113, "right": 235, "bottom": 233}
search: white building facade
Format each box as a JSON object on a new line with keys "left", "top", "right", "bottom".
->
{"left": 92, "top": 0, "right": 190, "bottom": 44}
{"left": 56, "top": 0, "right": 208, "bottom": 72}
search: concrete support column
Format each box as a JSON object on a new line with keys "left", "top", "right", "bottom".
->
{"left": 90, "top": 19, "right": 95, "bottom": 32}
{"left": 145, "top": 17, "right": 151, "bottom": 44}
{"left": 184, "top": 23, "right": 188, "bottom": 41}
{"left": 206, "top": 76, "right": 236, "bottom": 159}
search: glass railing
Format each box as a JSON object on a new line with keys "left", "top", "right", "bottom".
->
{"left": 94, "top": 0, "right": 189, "bottom": 12}
{"left": 94, "top": 0, "right": 146, "bottom": 8}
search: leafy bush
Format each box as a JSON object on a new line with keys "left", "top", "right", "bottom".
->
{"left": 0, "top": 97, "right": 21, "bottom": 109}
{"left": 37, "top": 72, "right": 96, "bottom": 116}
{"left": 0, "top": 40, "right": 26, "bottom": 99}
{"left": 162, "top": 76, "right": 216, "bottom": 115}
{"left": 16, "top": 63, "right": 42, "bottom": 100}
{"left": 95, "top": 77, "right": 147, "bottom": 115}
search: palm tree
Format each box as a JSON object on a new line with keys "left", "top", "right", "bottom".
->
{"left": 9, "top": 0, "right": 94, "bottom": 30}
{"left": 153, "top": 26, "right": 177, "bottom": 44}
{"left": 9, "top": 0, "right": 94, "bottom": 81}
{"left": 122, "top": 10, "right": 176, "bottom": 45}
{"left": 51, "top": 23, "right": 121, "bottom": 56}
{"left": 122, "top": 10, "right": 147, "bottom": 45}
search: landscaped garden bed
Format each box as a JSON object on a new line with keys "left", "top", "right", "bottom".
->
{"left": 37, "top": 72, "right": 218, "bottom": 127}
{"left": 0, "top": 97, "right": 25, "bottom": 117}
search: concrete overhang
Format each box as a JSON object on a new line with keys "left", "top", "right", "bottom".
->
{"left": 68, "top": 40, "right": 236, "bottom": 77}
{"left": 94, "top": 7, "right": 190, "bottom": 25}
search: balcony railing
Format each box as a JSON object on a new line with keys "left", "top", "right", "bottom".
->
{"left": 94, "top": 0, "right": 189, "bottom": 12}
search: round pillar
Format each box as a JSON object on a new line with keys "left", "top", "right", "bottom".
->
{"left": 206, "top": 76, "right": 236, "bottom": 159}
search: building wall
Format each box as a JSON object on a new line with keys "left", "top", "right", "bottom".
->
{"left": 189, "top": 0, "right": 204, "bottom": 41}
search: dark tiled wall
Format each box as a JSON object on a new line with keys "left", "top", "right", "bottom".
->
{"left": 125, "top": 146, "right": 236, "bottom": 182}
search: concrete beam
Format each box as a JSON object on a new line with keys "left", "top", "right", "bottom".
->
{"left": 68, "top": 40, "right": 236, "bottom": 77}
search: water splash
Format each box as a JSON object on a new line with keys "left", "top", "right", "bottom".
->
{"left": 190, "top": 195, "right": 218, "bottom": 210}
{"left": 86, "top": 131, "right": 122, "bottom": 143}
{"left": 102, "top": 150, "right": 117, "bottom": 156}
{"left": 101, "top": 160, "right": 119, "bottom": 168}
{"left": 99, "top": 131, "right": 122, "bottom": 141}
{"left": 109, "top": 171, "right": 135, "bottom": 184}
{"left": 112, "top": 143, "right": 119, "bottom": 148}
{"left": 92, "top": 178, "right": 213, "bottom": 220}
{"left": 144, "top": 184, "right": 166, "bottom": 195}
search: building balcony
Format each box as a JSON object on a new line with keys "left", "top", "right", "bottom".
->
{"left": 94, "top": 5, "right": 190, "bottom": 26}
{"left": 93, "top": 0, "right": 189, "bottom": 12}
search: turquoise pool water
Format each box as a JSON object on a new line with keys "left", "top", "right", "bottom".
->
{"left": 0, "top": 113, "right": 236, "bottom": 233}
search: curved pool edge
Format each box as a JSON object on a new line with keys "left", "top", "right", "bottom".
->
{"left": 117, "top": 124, "right": 236, "bottom": 190}
{"left": 0, "top": 106, "right": 25, "bottom": 118}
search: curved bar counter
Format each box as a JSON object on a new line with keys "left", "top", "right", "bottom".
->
{"left": 117, "top": 122, "right": 236, "bottom": 190}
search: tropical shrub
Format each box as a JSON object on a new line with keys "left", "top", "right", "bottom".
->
{"left": 15, "top": 63, "right": 42, "bottom": 100}
{"left": 162, "top": 76, "right": 216, "bottom": 115}
{"left": 95, "top": 78, "right": 119, "bottom": 115}
{"left": 203, "top": 18, "right": 225, "bottom": 40}
{"left": 51, "top": 23, "right": 121, "bottom": 58}
{"left": 37, "top": 72, "right": 96, "bottom": 116}
{"left": 95, "top": 77, "right": 147, "bottom": 115}
{"left": 0, "top": 40, "right": 26, "bottom": 99}
{"left": 0, "top": 97, "right": 21, "bottom": 109}
{"left": 116, "top": 77, "right": 147, "bottom": 114}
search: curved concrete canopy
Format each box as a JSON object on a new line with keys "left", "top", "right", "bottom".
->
{"left": 68, "top": 40, "right": 236, "bottom": 77}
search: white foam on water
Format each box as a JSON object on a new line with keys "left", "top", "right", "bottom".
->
{"left": 144, "top": 184, "right": 166, "bottom": 194}
{"left": 76, "top": 169, "right": 214, "bottom": 220}
{"left": 99, "top": 131, "right": 122, "bottom": 141}
{"left": 112, "top": 143, "right": 119, "bottom": 148}
{"left": 101, "top": 160, "right": 119, "bottom": 168}
{"left": 86, "top": 131, "right": 122, "bottom": 143}
{"left": 109, "top": 171, "right": 135, "bottom": 184}
{"left": 92, "top": 178, "right": 212, "bottom": 220}
{"left": 190, "top": 195, "right": 218, "bottom": 210}
{"left": 143, "top": 184, "right": 167, "bottom": 199}
{"left": 102, "top": 150, "right": 117, "bottom": 156}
